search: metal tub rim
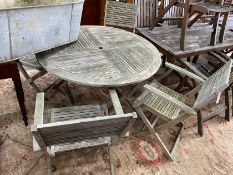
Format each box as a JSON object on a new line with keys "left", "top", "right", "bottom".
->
{"left": 0, "top": 0, "right": 84, "bottom": 11}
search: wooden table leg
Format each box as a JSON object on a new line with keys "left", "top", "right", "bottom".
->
{"left": 0, "top": 61, "right": 28, "bottom": 126}
{"left": 13, "top": 63, "right": 28, "bottom": 126}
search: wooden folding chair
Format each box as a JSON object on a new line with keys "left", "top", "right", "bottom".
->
{"left": 104, "top": 0, "right": 138, "bottom": 33}
{"left": 32, "top": 90, "right": 137, "bottom": 175}
{"left": 18, "top": 54, "right": 75, "bottom": 104}
{"left": 133, "top": 59, "right": 232, "bottom": 160}
{"left": 182, "top": 51, "right": 233, "bottom": 120}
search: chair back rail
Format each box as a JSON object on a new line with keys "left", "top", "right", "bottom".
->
{"left": 104, "top": 0, "right": 138, "bottom": 30}
{"left": 194, "top": 59, "right": 232, "bottom": 109}
{"left": 32, "top": 113, "right": 136, "bottom": 147}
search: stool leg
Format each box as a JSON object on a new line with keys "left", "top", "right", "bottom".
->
{"left": 13, "top": 74, "right": 28, "bottom": 126}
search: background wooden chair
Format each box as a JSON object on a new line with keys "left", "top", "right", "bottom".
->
{"left": 188, "top": 0, "right": 233, "bottom": 45}
{"left": 149, "top": 0, "right": 233, "bottom": 50}
{"left": 104, "top": 0, "right": 138, "bottom": 32}
{"left": 32, "top": 90, "right": 137, "bottom": 175}
{"left": 132, "top": 60, "right": 232, "bottom": 160}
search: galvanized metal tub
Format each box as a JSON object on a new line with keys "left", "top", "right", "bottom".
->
{"left": 0, "top": 0, "right": 84, "bottom": 63}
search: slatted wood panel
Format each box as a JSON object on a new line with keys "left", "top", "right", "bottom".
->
{"left": 135, "top": 81, "right": 187, "bottom": 120}
{"left": 37, "top": 26, "right": 161, "bottom": 87}
{"left": 194, "top": 59, "right": 232, "bottom": 109}
{"left": 37, "top": 114, "right": 133, "bottom": 146}
{"left": 134, "top": 0, "right": 157, "bottom": 28}
{"left": 51, "top": 104, "right": 106, "bottom": 122}
{"left": 104, "top": 1, "right": 138, "bottom": 29}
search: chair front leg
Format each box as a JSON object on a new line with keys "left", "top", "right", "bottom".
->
{"left": 135, "top": 107, "right": 173, "bottom": 160}
{"left": 46, "top": 154, "right": 52, "bottom": 175}
{"left": 108, "top": 142, "right": 114, "bottom": 175}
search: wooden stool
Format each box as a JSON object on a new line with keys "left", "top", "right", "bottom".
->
{"left": 0, "top": 61, "right": 28, "bottom": 126}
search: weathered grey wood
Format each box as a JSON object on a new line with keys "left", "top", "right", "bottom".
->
{"left": 210, "top": 12, "right": 221, "bottom": 45}
{"left": 165, "top": 62, "right": 205, "bottom": 82}
{"left": 104, "top": 1, "right": 138, "bottom": 32}
{"left": 133, "top": 60, "right": 233, "bottom": 159}
{"left": 135, "top": 107, "right": 173, "bottom": 160}
{"left": 19, "top": 54, "right": 68, "bottom": 94}
{"left": 37, "top": 26, "right": 161, "bottom": 87}
{"left": 182, "top": 61, "right": 209, "bottom": 80}
{"left": 108, "top": 142, "right": 114, "bottom": 175}
{"left": 35, "top": 108, "right": 136, "bottom": 146}
{"left": 180, "top": 0, "right": 190, "bottom": 50}
{"left": 144, "top": 84, "right": 196, "bottom": 115}
{"left": 202, "top": 106, "right": 226, "bottom": 123}
{"left": 31, "top": 125, "right": 47, "bottom": 151}
{"left": 52, "top": 137, "right": 111, "bottom": 153}
{"left": 51, "top": 104, "right": 106, "bottom": 122}
{"left": 32, "top": 93, "right": 45, "bottom": 152}
{"left": 191, "top": 2, "right": 233, "bottom": 13}
{"left": 46, "top": 155, "right": 52, "bottom": 175}
{"left": 34, "top": 93, "right": 45, "bottom": 124}
{"left": 137, "top": 24, "right": 233, "bottom": 59}
{"left": 194, "top": 59, "right": 233, "bottom": 109}
{"left": 17, "top": 61, "right": 42, "bottom": 93}
{"left": 219, "top": 12, "right": 229, "bottom": 43}
{"left": 120, "top": 112, "right": 137, "bottom": 137}
{"left": 170, "top": 123, "right": 185, "bottom": 156}
{"left": 32, "top": 94, "right": 137, "bottom": 175}
{"left": 109, "top": 89, "right": 124, "bottom": 115}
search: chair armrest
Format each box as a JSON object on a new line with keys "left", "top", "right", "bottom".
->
{"left": 33, "top": 92, "right": 45, "bottom": 152}
{"left": 165, "top": 62, "right": 205, "bottom": 82}
{"left": 109, "top": 89, "right": 124, "bottom": 115}
{"left": 144, "top": 84, "right": 196, "bottom": 115}
{"left": 34, "top": 92, "right": 45, "bottom": 125}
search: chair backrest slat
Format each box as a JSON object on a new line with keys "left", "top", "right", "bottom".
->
{"left": 36, "top": 113, "right": 135, "bottom": 146}
{"left": 104, "top": 1, "right": 138, "bottom": 30}
{"left": 193, "top": 60, "right": 232, "bottom": 109}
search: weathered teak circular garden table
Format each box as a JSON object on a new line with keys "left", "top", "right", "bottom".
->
{"left": 37, "top": 26, "right": 161, "bottom": 87}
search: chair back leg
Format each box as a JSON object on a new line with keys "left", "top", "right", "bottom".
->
{"left": 210, "top": 12, "right": 221, "bottom": 45}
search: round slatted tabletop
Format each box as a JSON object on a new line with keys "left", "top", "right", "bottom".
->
{"left": 37, "top": 26, "right": 161, "bottom": 87}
